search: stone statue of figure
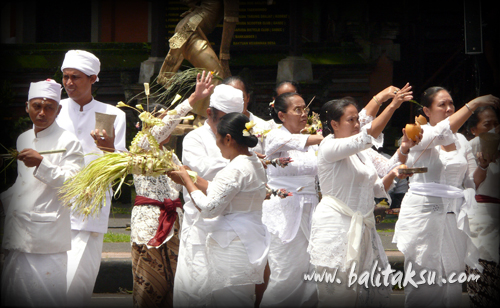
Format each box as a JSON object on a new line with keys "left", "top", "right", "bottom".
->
{"left": 158, "top": 0, "right": 240, "bottom": 117}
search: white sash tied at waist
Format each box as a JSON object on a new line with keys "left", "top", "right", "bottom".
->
{"left": 408, "top": 182, "right": 464, "bottom": 199}
{"left": 408, "top": 182, "right": 481, "bottom": 271}
{"left": 408, "top": 182, "right": 476, "bottom": 230}
{"left": 322, "top": 195, "right": 376, "bottom": 269}
{"left": 267, "top": 175, "right": 316, "bottom": 195}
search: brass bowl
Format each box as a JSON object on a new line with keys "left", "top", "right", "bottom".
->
{"left": 398, "top": 167, "right": 428, "bottom": 174}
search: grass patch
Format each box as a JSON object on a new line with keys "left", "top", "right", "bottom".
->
{"left": 377, "top": 229, "right": 395, "bottom": 233}
{"left": 103, "top": 232, "right": 130, "bottom": 243}
{"left": 380, "top": 218, "right": 398, "bottom": 224}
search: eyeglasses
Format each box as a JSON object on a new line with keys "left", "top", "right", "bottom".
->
{"left": 288, "top": 106, "right": 310, "bottom": 115}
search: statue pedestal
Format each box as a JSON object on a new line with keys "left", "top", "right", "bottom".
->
{"left": 138, "top": 56, "right": 165, "bottom": 84}
{"left": 276, "top": 56, "right": 313, "bottom": 82}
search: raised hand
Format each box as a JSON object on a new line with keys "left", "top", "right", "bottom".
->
{"left": 469, "top": 94, "right": 500, "bottom": 111}
{"left": 188, "top": 71, "right": 215, "bottom": 106}
{"left": 375, "top": 83, "right": 412, "bottom": 103}
{"left": 389, "top": 83, "right": 413, "bottom": 108}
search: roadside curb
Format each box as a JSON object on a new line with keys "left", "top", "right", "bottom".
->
{"left": 93, "top": 250, "right": 406, "bottom": 293}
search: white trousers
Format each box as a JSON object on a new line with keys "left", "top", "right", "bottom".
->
{"left": 1, "top": 250, "right": 67, "bottom": 307}
{"left": 66, "top": 230, "right": 104, "bottom": 307}
{"left": 260, "top": 229, "right": 318, "bottom": 307}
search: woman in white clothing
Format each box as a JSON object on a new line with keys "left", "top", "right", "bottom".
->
{"left": 465, "top": 106, "right": 500, "bottom": 307}
{"left": 392, "top": 87, "right": 500, "bottom": 308}
{"left": 308, "top": 83, "right": 415, "bottom": 307}
{"left": 130, "top": 71, "right": 214, "bottom": 307}
{"left": 260, "top": 92, "right": 323, "bottom": 307}
{"left": 168, "top": 112, "right": 269, "bottom": 307}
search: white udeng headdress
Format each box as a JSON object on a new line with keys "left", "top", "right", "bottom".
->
{"left": 61, "top": 50, "right": 101, "bottom": 82}
{"left": 28, "top": 79, "right": 62, "bottom": 103}
{"left": 209, "top": 84, "right": 244, "bottom": 114}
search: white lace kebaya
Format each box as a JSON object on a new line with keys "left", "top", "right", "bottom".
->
{"left": 131, "top": 99, "right": 193, "bottom": 248}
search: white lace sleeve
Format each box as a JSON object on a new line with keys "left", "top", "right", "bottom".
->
{"left": 136, "top": 100, "right": 193, "bottom": 151}
{"left": 358, "top": 108, "right": 374, "bottom": 128}
{"left": 412, "top": 118, "right": 455, "bottom": 151}
{"left": 189, "top": 168, "right": 242, "bottom": 219}
{"left": 365, "top": 148, "right": 400, "bottom": 178}
{"left": 264, "top": 129, "right": 309, "bottom": 157}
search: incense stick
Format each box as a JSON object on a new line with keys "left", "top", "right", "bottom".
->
{"left": 306, "top": 96, "right": 316, "bottom": 109}
{"left": 411, "top": 136, "right": 437, "bottom": 168}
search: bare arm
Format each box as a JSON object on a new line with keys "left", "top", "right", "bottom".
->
{"left": 367, "top": 83, "right": 413, "bottom": 139}
{"left": 448, "top": 95, "right": 500, "bottom": 133}
{"left": 366, "top": 83, "right": 412, "bottom": 118}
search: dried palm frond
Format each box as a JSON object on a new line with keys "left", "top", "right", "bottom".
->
{"left": 59, "top": 87, "right": 197, "bottom": 218}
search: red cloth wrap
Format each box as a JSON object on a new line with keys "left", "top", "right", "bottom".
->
{"left": 476, "top": 194, "right": 500, "bottom": 204}
{"left": 134, "top": 196, "right": 183, "bottom": 247}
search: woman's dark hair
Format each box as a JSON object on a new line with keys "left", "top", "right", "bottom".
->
{"left": 419, "top": 86, "right": 448, "bottom": 118}
{"left": 269, "top": 92, "right": 301, "bottom": 124}
{"left": 320, "top": 97, "right": 359, "bottom": 137}
{"left": 273, "top": 80, "right": 300, "bottom": 98}
{"left": 466, "top": 106, "right": 499, "bottom": 134}
{"left": 217, "top": 112, "right": 259, "bottom": 148}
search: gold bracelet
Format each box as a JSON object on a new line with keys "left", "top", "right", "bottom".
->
{"left": 373, "top": 96, "right": 382, "bottom": 107}
{"left": 465, "top": 103, "right": 474, "bottom": 114}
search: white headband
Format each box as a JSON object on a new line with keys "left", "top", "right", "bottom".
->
{"left": 61, "top": 50, "right": 100, "bottom": 82}
{"left": 209, "top": 84, "right": 244, "bottom": 114}
{"left": 28, "top": 79, "right": 62, "bottom": 103}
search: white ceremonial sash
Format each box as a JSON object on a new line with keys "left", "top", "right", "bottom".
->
{"left": 321, "top": 195, "right": 376, "bottom": 269}
{"left": 408, "top": 182, "right": 464, "bottom": 199}
{"left": 408, "top": 182, "right": 476, "bottom": 227}
{"left": 267, "top": 175, "right": 316, "bottom": 195}
{"left": 408, "top": 182, "right": 481, "bottom": 271}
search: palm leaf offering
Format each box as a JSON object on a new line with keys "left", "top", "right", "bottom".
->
{"left": 59, "top": 85, "right": 197, "bottom": 219}
{"left": 301, "top": 112, "right": 322, "bottom": 135}
{"left": 0, "top": 143, "right": 67, "bottom": 174}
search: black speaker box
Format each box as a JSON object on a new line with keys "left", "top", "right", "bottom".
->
{"left": 464, "top": 0, "right": 483, "bottom": 54}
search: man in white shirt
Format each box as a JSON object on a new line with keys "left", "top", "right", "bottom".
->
{"left": 0, "top": 79, "right": 85, "bottom": 307}
{"left": 55, "top": 50, "right": 127, "bottom": 306}
{"left": 173, "top": 84, "right": 244, "bottom": 306}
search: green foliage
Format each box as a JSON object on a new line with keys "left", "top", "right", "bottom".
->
{"left": 103, "top": 232, "right": 130, "bottom": 243}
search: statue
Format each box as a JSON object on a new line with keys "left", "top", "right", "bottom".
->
{"left": 158, "top": 0, "right": 240, "bottom": 117}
